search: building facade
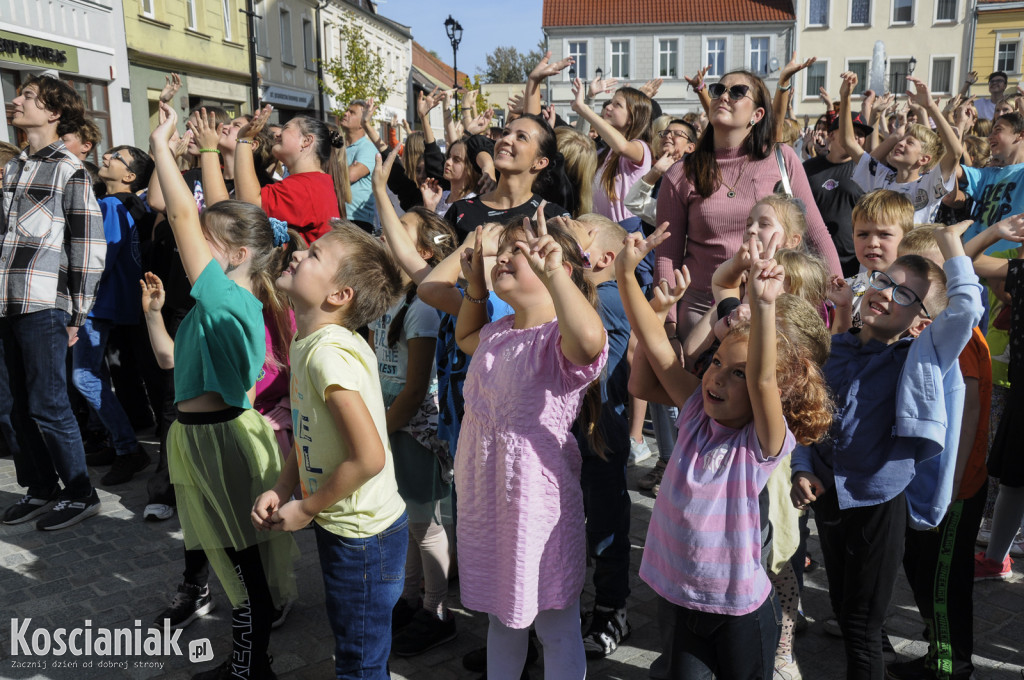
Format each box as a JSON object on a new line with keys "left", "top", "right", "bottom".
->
{"left": 253, "top": 0, "right": 320, "bottom": 123}
{"left": 966, "top": 0, "right": 1023, "bottom": 99}
{"left": 542, "top": 0, "right": 796, "bottom": 120}
{"left": 792, "top": 0, "right": 972, "bottom": 117}
{"left": 1, "top": 0, "right": 133, "bottom": 159}
{"left": 123, "top": 0, "right": 252, "bottom": 145}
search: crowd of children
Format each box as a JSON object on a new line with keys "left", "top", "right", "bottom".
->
{"left": 1, "top": 53, "right": 1023, "bottom": 680}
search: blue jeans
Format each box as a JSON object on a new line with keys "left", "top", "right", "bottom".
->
{"left": 669, "top": 590, "right": 781, "bottom": 680}
{"left": 581, "top": 443, "right": 631, "bottom": 610}
{"left": 72, "top": 318, "right": 138, "bottom": 455}
{"left": 0, "top": 310, "right": 91, "bottom": 498}
{"left": 315, "top": 513, "right": 408, "bottom": 679}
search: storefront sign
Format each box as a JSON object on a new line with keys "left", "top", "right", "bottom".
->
{"left": 262, "top": 86, "right": 314, "bottom": 108}
{"left": 0, "top": 31, "right": 78, "bottom": 72}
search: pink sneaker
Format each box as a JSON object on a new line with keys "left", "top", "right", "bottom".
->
{"left": 974, "top": 551, "right": 1013, "bottom": 581}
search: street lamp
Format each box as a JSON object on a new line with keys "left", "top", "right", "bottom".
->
{"left": 908, "top": 56, "right": 917, "bottom": 75}
{"left": 315, "top": 0, "right": 328, "bottom": 120}
{"left": 595, "top": 67, "right": 603, "bottom": 81}
{"left": 444, "top": 15, "right": 463, "bottom": 108}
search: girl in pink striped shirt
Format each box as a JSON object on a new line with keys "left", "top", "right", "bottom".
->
{"left": 616, "top": 230, "right": 831, "bottom": 679}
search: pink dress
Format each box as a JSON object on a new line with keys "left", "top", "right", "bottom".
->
{"left": 455, "top": 316, "right": 607, "bottom": 628}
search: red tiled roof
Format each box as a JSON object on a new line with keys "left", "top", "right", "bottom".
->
{"left": 542, "top": 0, "right": 795, "bottom": 27}
{"left": 412, "top": 41, "right": 469, "bottom": 88}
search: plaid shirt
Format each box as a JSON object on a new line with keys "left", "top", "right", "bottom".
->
{"left": 0, "top": 141, "right": 105, "bottom": 327}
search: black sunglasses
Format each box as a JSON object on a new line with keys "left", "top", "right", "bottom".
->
{"left": 708, "top": 83, "right": 753, "bottom": 102}
{"left": 110, "top": 151, "right": 131, "bottom": 170}
{"left": 868, "top": 271, "right": 931, "bottom": 318}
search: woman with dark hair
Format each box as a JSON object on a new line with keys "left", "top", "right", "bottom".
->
{"left": 233, "top": 106, "right": 351, "bottom": 244}
{"left": 444, "top": 114, "right": 572, "bottom": 240}
{"left": 655, "top": 70, "right": 842, "bottom": 342}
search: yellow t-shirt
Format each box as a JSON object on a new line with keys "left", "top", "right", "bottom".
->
{"left": 290, "top": 324, "right": 406, "bottom": 537}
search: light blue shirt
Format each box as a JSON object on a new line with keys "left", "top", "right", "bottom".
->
{"left": 345, "top": 135, "right": 377, "bottom": 224}
{"left": 960, "top": 163, "right": 1024, "bottom": 253}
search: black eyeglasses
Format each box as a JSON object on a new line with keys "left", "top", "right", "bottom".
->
{"left": 110, "top": 151, "right": 131, "bottom": 170}
{"left": 658, "top": 129, "right": 693, "bottom": 143}
{"left": 708, "top": 83, "right": 753, "bottom": 102}
{"left": 868, "top": 271, "right": 930, "bottom": 318}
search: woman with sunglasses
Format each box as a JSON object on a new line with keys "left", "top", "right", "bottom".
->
{"left": 655, "top": 70, "right": 843, "bottom": 342}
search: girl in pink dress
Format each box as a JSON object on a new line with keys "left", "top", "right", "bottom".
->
{"left": 454, "top": 208, "right": 608, "bottom": 680}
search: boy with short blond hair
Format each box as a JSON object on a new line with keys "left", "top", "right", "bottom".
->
{"left": 252, "top": 220, "right": 408, "bottom": 679}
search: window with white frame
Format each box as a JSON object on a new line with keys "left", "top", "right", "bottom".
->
{"left": 140, "top": 0, "right": 154, "bottom": 18}
{"left": 303, "top": 18, "right": 314, "bottom": 70}
{"left": 808, "top": 0, "right": 829, "bottom": 26}
{"left": 848, "top": 60, "right": 869, "bottom": 94}
{"left": 659, "top": 38, "right": 679, "bottom": 78}
{"left": 892, "top": 0, "right": 913, "bottom": 24}
{"left": 255, "top": 0, "right": 269, "bottom": 56}
{"left": 935, "top": 0, "right": 956, "bottom": 21}
{"left": 610, "top": 40, "right": 630, "bottom": 79}
{"left": 850, "top": 0, "right": 870, "bottom": 25}
{"left": 889, "top": 59, "right": 911, "bottom": 93}
{"left": 186, "top": 0, "right": 197, "bottom": 29}
{"left": 931, "top": 58, "right": 954, "bottom": 93}
{"left": 222, "top": 0, "right": 233, "bottom": 40}
{"left": 749, "top": 36, "right": 770, "bottom": 75}
{"left": 280, "top": 7, "right": 293, "bottom": 64}
{"left": 805, "top": 60, "right": 827, "bottom": 98}
{"left": 568, "top": 41, "right": 588, "bottom": 80}
{"left": 706, "top": 37, "right": 726, "bottom": 77}
{"left": 997, "top": 38, "right": 1020, "bottom": 73}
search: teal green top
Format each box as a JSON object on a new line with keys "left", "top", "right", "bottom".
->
{"left": 173, "top": 259, "right": 265, "bottom": 409}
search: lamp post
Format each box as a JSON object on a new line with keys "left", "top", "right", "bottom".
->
{"left": 240, "top": 0, "right": 261, "bottom": 113}
{"left": 315, "top": 0, "right": 328, "bottom": 121}
{"left": 444, "top": 15, "right": 463, "bottom": 109}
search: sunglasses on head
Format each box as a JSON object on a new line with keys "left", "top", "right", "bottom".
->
{"left": 708, "top": 83, "right": 753, "bottom": 102}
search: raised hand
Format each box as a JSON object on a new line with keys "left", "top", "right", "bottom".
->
{"left": 140, "top": 272, "right": 166, "bottom": 314}
{"left": 465, "top": 108, "right": 494, "bottom": 136}
{"left": 639, "top": 78, "right": 664, "bottom": 98}
{"left": 529, "top": 51, "right": 574, "bottom": 83}
{"left": 171, "top": 129, "right": 193, "bottom": 160}
{"left": 588, "top": 74, "right": 619, "bottom": 99}
{"left": 684, "top": 65, "right": 711, "bottom": 91}
{"left": 514, "top": 203, "right": 564, "bottom": 278}
{"left": 991, "top": 213, "right": 1024, "bottom": 242}
{"left": 906, "top": 76, "right": 933, "bottom": 109}
{"left": 417, "top": 87, "right": 441, "bottom": 119}
{"left": 419, "top": 177, "right": 443, "bottom": 213}
{"left": 186, "top": 107, "right": 221, "bottom": 150}
{"left": 541, "top": 104, "right": 557, "bottom": 128}
{"left": 616, "top": 221, "right": 672, "bottom": 276}
{"left": 652, "top": 149, "right": 678, "bottom": 174}
{"left": 827, "top": 275, "right": 854, "bottom": 309}
{"left": 819, "top": 86, "right": 833, "bottom": 109}
{"left": 460, "top": 225, "right": 489, "bottom": 292}
{"left": 151, "top": 101, "right": 180, "bottom": 149}
{"left": 237, "top": 104, "right": 273, "bottom": 141}
{"left": 371, "top": 151, "right": 397, "bottom": 194}
{"left": 748, "top": 255, "right": 786, "bottom": 305}
{"left": 779, "top": 52, "right": 817, "bottom": 82}
{"left": 839, "top": 71, "right": 858, "bottom": 99}
{"left": 550, "top": 215, "right": 597, "bottom": 253}
{"left": 965, "top": 70, "right": 978, "bottom": 86}
{"left": 507, "top": 92, "right": 525, "bottom": 116}
{"left": 570, "top": 77, "right": 588, "bottom": 113}
{"left": 159, "top": 72, "right": 182, "bottom": 104}
{"left": 650, "top": 268, "right": 691, "bottom": 320}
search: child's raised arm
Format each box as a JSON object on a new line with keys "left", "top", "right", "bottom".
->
{"left": 615, "top": 223, "right": 700, "bottom": 408}
{"left": 421, "top": 223, "right": 501, "bottom": 317}
{"left": 373, "top": 152, "right": 432, "bottom": 284}
{"left": 745, "top": 236, "right": 789, "bottom": 457}
{"left": 150, "top": 102, "right": 212, "bottom": 284}
{"left": 959, "top": 215, "right": 1024, "bottom": 281}
{"left": 838, "top": 71, "right": 867, "bottom": 164}
{"left": 233, "top": 105, "right": 273, "bottom": 209}
{"left": 454, "top": 226, "right": 493, "bottom": 355}
{"left": 140, "top": 272, "right": 174, "bottom": 369}
{"left": 187, "top": 108, "right": 231, "bottom": 206}
{"left": 907, "top": 77, "right": 962, "bottom": 181}
{"left": 570, "top": 77, "right": 646, "bottom": 165}
{"left": 519, "top": 209, "right": 606, "bottom": 365}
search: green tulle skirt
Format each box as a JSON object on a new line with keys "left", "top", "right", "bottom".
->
{"left": 168, "top": 409, "right": 298, "bottom": 608}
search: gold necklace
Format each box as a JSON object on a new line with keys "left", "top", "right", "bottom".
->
{"left": 721, "top": 157, "right": 750, "bottom": 198}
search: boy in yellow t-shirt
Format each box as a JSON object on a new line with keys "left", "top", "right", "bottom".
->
{"left": 253, "top": 221, "right": 407, "bottom": 679}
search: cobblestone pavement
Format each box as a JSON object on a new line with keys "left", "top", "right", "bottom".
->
{"left": 0, "top": 432, "right": 1022, "bottom": 680}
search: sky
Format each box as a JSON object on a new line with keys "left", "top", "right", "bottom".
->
{"left": 374, "top": 0, "right": 546, "bottom": 77}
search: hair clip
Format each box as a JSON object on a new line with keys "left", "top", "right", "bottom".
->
{"left": 433, "top": 233, "right": 450, "bottom": 245}
{"left": 580, "top": 248, "right": 592, "bottom": 269}
{"left": 268, "top": 217, "right": 289, "bottom": 247}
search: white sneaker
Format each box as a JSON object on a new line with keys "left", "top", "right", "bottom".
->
{"left": 976, "top": 517, "right": 993, "bottom": 546}
{"left": 1011, "top": 531, "right": 1024, "bottom": 558}
{"left": 628, "top": 438, "right": 652, "bottom": 466}
{"left": 143, "top": 504, "right": 174, "bottom": 521}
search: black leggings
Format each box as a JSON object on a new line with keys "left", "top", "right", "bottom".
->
{"left": 223, "top": 545, "right": 274, "bottom": 677}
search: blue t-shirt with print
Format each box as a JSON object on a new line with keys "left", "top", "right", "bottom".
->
{"left": 961, "top": 163, "right": 1024, "bottom": 253}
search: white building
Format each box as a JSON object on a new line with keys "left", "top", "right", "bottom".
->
{"left": 791, "top": 0, "right": 972, "bottom": 116}
{"left": 1, "top": 0, "right": 133, "bottom": 158}
{"left": 542, "top": 0, "right": 797, "bottom": 120}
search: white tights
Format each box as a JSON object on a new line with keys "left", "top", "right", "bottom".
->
{"left": 985, "top": 484, "right": 1024, "bottom": 563}
{"left": 486, "top": 603, "right": 586, "bottom": 680}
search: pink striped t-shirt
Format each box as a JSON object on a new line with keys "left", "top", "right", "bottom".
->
{"left": 639, "top": 391, "right": 795, "bottom": 615}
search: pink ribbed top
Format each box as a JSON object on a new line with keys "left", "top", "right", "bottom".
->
{"left": 654, "top": 144, "right": 841, "bottom": 323}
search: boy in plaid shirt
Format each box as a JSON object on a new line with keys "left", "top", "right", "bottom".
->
{"left": 0, "top": 74, "right": 106, "bottom": 531}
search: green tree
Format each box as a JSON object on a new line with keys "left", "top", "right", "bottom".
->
{"left": 481, "top": 46, "right": 529, "bottom": 83}
{"left": 463, "top": 74, "right": 490, "bottom": 111}
{"left": 320, "top": 18, "right": 395, "bottom": 117}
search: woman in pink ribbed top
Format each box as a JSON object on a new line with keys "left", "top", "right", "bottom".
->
{"left": 655, "top": 70, "right": 842, "bottom": 339}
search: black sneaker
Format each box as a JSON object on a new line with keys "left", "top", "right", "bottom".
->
{"left": 582, "top": 606, "right": 631, "bottom": 659}
{"left": 392, "top": 608, "right": 457, "bottom": 657}
{"left": 85, "top": 446, "right": 115, "bottom": 466}
{"left": 2, "top": 487, "right": 60, "bottom": 525}
{"left": 192, "top": 655, "right": 276, "bottom": 680}
{"left": 35, "top": 489, "right": 101, "bottom": 530}
{"left": 82, "top": 429, "right": 110, "bottom": 454}
{"left": 101, "top": 446, "right": 150, "bottom": 485}
{"left": 886, "top": 655, "right": 937, "bottom": 680}
{"left": 392, "top": 597, "right": 418, "bottom": 635}
{"left": 154, "top": 583, "right": 215, "bottom": 629}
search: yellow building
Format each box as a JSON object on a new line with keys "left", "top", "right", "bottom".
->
{"left": 123, "top": 0, "right": 253, "bottom": 144}
{"left": 968, "top": 0, "right": 1022, "bottom": 100}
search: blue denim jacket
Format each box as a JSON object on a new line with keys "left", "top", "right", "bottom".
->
{"left": 792, "top": 256, "right": 982, "bottom": 518}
